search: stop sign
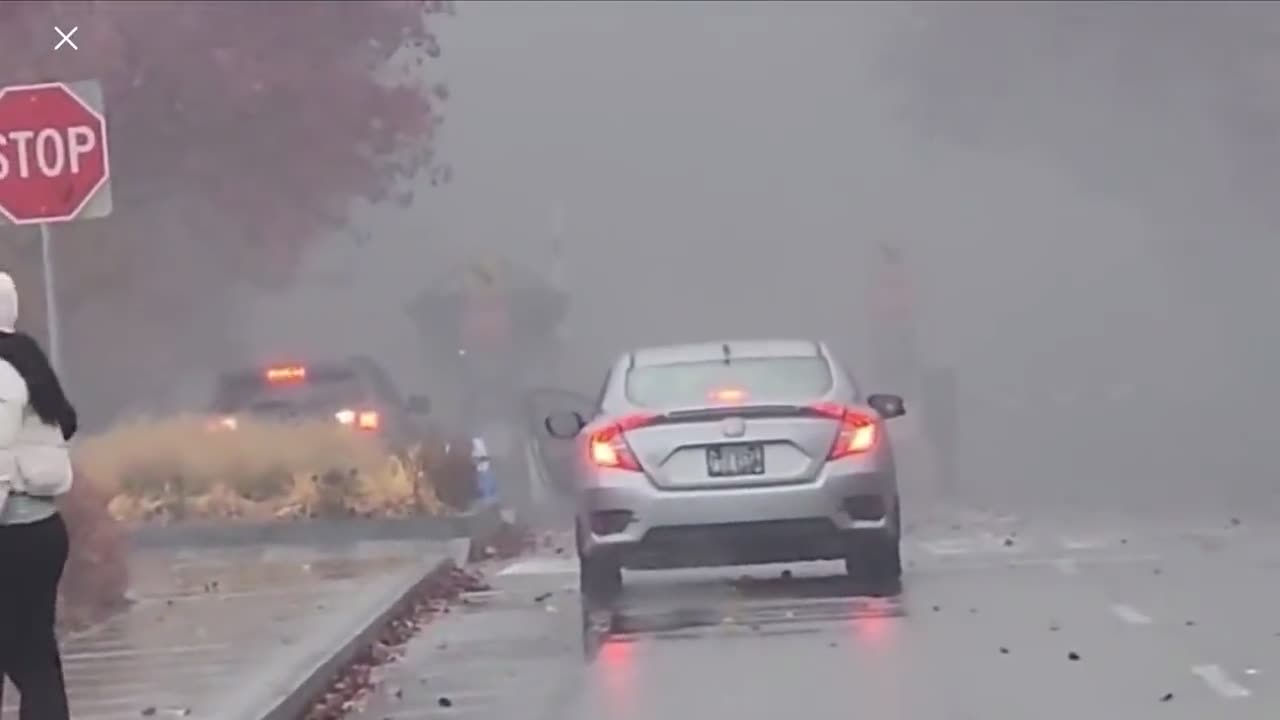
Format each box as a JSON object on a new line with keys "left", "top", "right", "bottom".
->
{"left": 0, "top": 82, "right": 110, "bottom": 225}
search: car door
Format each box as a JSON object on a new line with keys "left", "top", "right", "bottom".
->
{"left": 521, "top": 384, "right": 597, "bottom": 496}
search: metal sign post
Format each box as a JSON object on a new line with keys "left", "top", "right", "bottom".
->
{"left": 39, "top": 223, "right": 60, "bottom": 371}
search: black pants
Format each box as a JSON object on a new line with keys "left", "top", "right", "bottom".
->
{"left": 0, "top": 512, "right": 71, "bottom": 720}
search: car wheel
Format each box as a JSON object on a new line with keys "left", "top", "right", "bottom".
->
{"left": 845, "top": 536, "right": 902, "bottom": 582}
{"left": 580, "top": 551, "right": 622, "bottom": 599}
{"left": 845, "top": 497, "right": 903, "bottom": 584}
{"left": 576, "top": 519, "right": 622, "bottom": 599}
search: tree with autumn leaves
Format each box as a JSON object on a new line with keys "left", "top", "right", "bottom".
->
{"left": 0, "top": 1, "right": 452, "bottom": 424}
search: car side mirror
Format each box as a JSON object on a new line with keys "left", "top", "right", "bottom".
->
{"left": 545, "top": 410, "right": 586, "bottom": 439}
{"left": 867, "top": 393, "right": 906, "bottom": 419}
{"left": 406, "top": 395, "right": 432, "bottom": 415}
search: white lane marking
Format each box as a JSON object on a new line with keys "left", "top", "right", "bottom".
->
{"left": 1110, "top": 603, "right": 1153, "bottom": 625}
{"left": 1052, "top": 558, "right": 1079, "bottom": 575}
{"left": 497, "top": 556, "right": 578, "bottom": 577}
{"left": 919, "top": 533, "right": 1019, "bottom": 556}
{"left": 919, "top": 539, "right": 979, "bottom": 556}
{"left": 1060, "top": 535, "right": 1120, "bottom": 551}
{"left": 1192, "top": 664, "right": 1253, "bottom": 699}
{"left": 1000, "top": 553, "right": 1159, "bottom": 570}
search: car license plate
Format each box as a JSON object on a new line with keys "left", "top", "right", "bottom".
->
{"left": 706, "top": 443, "right": 765, "bottom": 477}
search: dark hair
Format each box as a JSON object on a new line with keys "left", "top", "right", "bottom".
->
{"left": 0, "top": 331, "right": 77, "bottom": 440}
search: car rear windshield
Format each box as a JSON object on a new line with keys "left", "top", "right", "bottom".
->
{"left": 213, "top": 368, "right": 370, "bottom": 418}
{"left": 624, "top": 356, "right": 834, "bottom": 409}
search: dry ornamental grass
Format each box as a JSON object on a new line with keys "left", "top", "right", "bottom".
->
{"left": 74, "top": 415, "right": 477, "bottom": 525}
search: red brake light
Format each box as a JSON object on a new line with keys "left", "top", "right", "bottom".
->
{"left": 588, "top": 414, "right": 652, "bottom": 472}
{"left": 266, "top": 365, "right": 306, "bottom": 383}
{"left": 813, "top": 403, "right": 878, "bottom": 459}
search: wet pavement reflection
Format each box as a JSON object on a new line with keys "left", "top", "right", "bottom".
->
{"left": 344, "top": 511, "right": 1280, "bottom": 720}
{"left": 580, "top": 569, "right": 906, "bottom": 661}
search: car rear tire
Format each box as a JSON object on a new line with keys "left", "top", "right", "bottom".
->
{"left": 845, "top": 536, "right": 902, "bottom": 582}
{"left": 576, "top": 520, "right": 622, "bottom": 600}
{"left": 580, "top": 552, "right": 622, "bottom": 599}
{"left": 844, "top": 498, "right": 903, "bottom": 584}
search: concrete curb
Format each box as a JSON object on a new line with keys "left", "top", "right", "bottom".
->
{"left": 246, "top": 507, "right": 513, "bottom": 720}
{"left": 252, "top": 557, "right": 458, "bottom": 720}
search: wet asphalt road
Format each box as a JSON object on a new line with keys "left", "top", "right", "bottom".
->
{"left": 350, "top": 510, "right": 1280, "bottom": 720}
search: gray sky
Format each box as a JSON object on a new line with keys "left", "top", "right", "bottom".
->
{"left": 228, "top": 1, "right": 1279, "bottom": 515}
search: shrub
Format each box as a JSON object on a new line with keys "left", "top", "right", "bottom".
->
{"left": 413, "top": 435, "right": 479, "bottom": 512}
{"left": 57, "top": 469, "right": 130, "bottom": 630}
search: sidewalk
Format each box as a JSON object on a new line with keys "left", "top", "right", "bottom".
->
{"left": 3, "top": 540, "right": 450, "bottom": 720}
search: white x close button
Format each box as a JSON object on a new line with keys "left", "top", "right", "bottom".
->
{"left": 54, "top": 26, "right": 78, "bottom": 51}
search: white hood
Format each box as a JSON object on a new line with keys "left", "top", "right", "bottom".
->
{"left": 0, "top": 272, "right": 17, "bottom": 333}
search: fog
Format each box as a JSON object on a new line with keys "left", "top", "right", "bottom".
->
{"left": 239, "top": 1, "right": 1279, "bottom": 519}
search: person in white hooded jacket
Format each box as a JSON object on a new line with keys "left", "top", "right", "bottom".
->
{"left": 0, "top": 271, "right": 77, "bottom": 720}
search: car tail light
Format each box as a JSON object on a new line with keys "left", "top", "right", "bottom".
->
{"left": 812, "top": 403, "right": 878, "bottom": 459}
{"left": 207, "top": 416, "right": 238, "bottom": 431}
{"left": 335, "top": 408, "right": 380, "bottom": 431}
{"left": 588, "top": 414, "right": 652, "bottom": 472}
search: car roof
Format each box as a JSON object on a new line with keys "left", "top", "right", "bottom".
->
{"left": 628, "top": 339, "right": 825, "bottom": 369}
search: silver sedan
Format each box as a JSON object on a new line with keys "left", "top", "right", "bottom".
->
{"left": 544, "top": 339, "right": 906, "bottom": 597}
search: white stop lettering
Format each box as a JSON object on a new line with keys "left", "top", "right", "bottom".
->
{"left": 0, "top": 125, "right": 96, "bottom": 180}
{"left": 35, "top": 129, "right": 65, "bottom": 176}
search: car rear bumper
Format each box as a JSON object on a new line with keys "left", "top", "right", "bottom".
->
{"left": 578, "top": 468, "right": 898, "bottom": 568}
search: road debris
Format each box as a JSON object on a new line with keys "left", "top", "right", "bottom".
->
{"left": 299, "top": 566, "right": 487, "bottom": 720}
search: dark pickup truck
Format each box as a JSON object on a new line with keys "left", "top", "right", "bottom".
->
{"left": 209, "top": 356, "right": 434, "bottom": 449}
